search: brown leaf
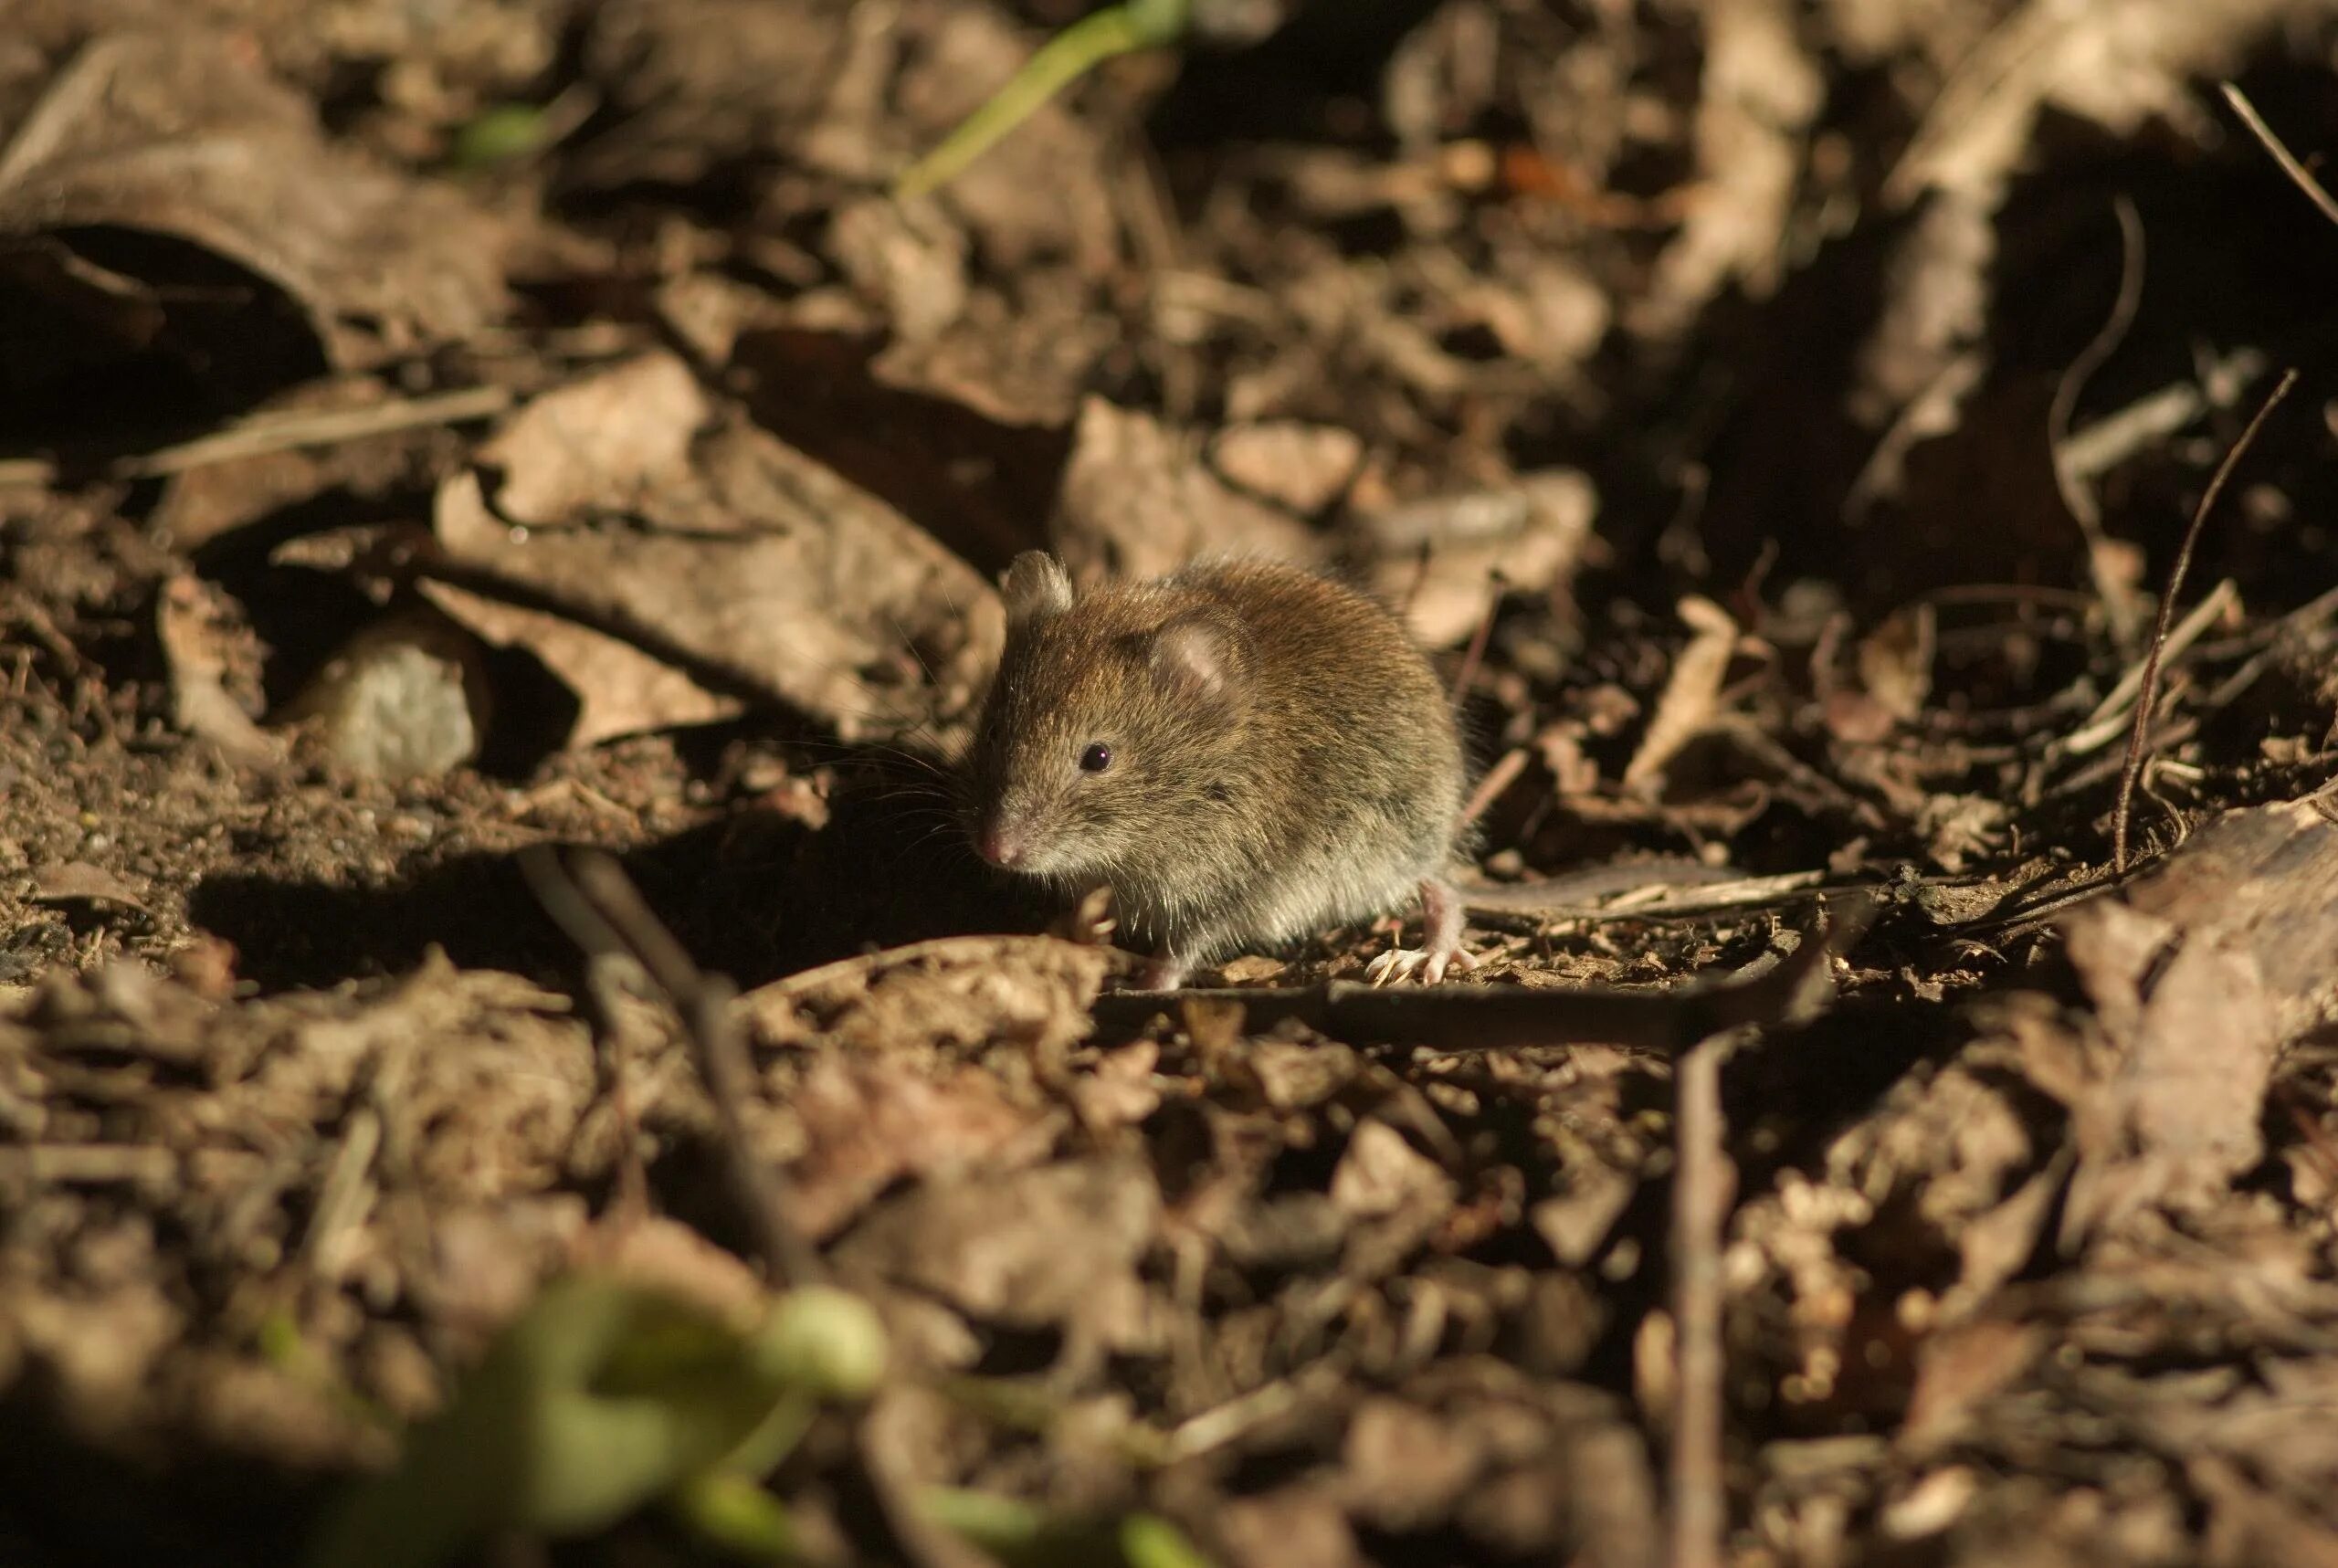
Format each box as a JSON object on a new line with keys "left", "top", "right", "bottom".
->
{"left": 1329, "top": 1121, "right": 1453, "bottom": 1221}
{"left": 29, "top": 862, "right": 147, "bottom": 912}
{"left": 417, "top": 580, "right": 742, "bottom": 751}
{"left": 1207, "top": 421, "right": 1364, "bottom": 516}
{"left": 428, "top": 353, "right": 1002, "bottom": 747}
{"left": 1215, "top": 1485, "right": 1367, "bottom": 1568}
{"left": 1347, "top": 469, "right": 1598, "bottom": 649}
{"left": 0, "top": 28, "right": 505, "bottom": 389}
{"left": 1070, "top": 1041, "right": 1163, "bottom": 1135}
{"left": 2059, "top": 796, "right": 2338, "bottom": 1242}
{"left": 831, "top": 1158, "right": 1158, "bottom": 1338}
{"left": 154, "top": 574, "right": 283, "bottom": 765}
{"left": 1052, "top": 396, "right": 1322, "bottom": 582}
{"left": 1337, "top": 1397, "right": 1486, "bottom": 1530}
{"left": 1898, "top": 1319, "right": 2045, "bottom": 1458}
{"left": 781, "top": 1059, "right": 1052, "bottom": 1242}
{"left": 278, "top": 610, "right": 489, "bottom": 780}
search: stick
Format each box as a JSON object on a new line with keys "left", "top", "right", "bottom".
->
{"left": 520, "top": 845, "right": 824, "bottom": 1287}
{"left": 2111, "top": 369, "right": 2296, "bottom": 871}
{"left": 2047, "top": 195, "right": 2145, "bottom": 644}
{"left": 1667, "top": 1024, "right": 1737, "bottom": 1568}
{"left": 2221, "top": 82, "right": 2338, "bottom": 230}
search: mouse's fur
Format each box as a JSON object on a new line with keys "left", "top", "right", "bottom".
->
{"left": 962, "top": 552, "right": 1470, "bottom": 982}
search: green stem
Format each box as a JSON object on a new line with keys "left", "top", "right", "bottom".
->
{"left": 893, "top": 2, "right": 1187, "bottom": 200}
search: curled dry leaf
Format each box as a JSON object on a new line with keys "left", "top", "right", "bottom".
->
{"left": 1215, "top": 1485, "right": 1368, "bottom": 1568}
{"left": 427, "top": 352, "right": 1003, "bottom": 749}
{"left": 153, "top": 574, "right": 283, "bottom": 765}
{"left": 28, "top": 862, "right": 147, "bottom": 913}
{"left": 0, "top": 29, "right": 506, "bottom": 400}
{"left": 1338, "top": 1396, "right": 1486, "bottom": 1531}
{"left": 569, "top": 0, "right": 857, "bottom": 190}
{"left": 1207, "top": 420, "right": 1364, "bottom": 517}
{"left": 827, "top": 194, "right": 969, "bottom": 344}
{"left": 889, "top": 5, "right": 1119, "bottom": 274}
{"left": 1328, "top": 1121, "right": 1454, "bottom": 1221}
{"left": 1851, "top": 0, "right": 2323, "bottom": 468}
{"left": 2057, "top": 795, "right": 2338, "bottom": 1244}
{"left": 278, "top": 608, "right": 490, "bottom": 781}
{"left": 1622, "top": 595, "right": 1741, "bottom": 796}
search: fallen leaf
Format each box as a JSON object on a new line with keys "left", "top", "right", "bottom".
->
{"left": 417, "top": 580, "right": 742, "bottom": 751}
{"left": 781, "top": 1059, "right": 1052, "bottom": 1242}
{"left": 1329, "top": 1121, "right": 1452, "bottom": 1221}
{"left": 154, "top": 574, "right": 284, "bottom": 764}
{"left": 29, "top": 862, "right": 148, "bottom": 912}
{"left": 832, "top": 1158, "right": 1158, "bottom": 1337}
{"left": 1052, "top": 395, "right": 1321, "bottom": 582}
{"left": 428, "top": 352, "right": 1002, "bottom": 748}
{"left": 2059, "top": 796, "right": 2338, "bottom": 1243}
{"left": 0, "top": 28, "right": 505, "bottom": 406}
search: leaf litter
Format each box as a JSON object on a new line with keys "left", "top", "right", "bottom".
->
{"left": 6, "top": 0, "right": 2338, "bottom": 1564}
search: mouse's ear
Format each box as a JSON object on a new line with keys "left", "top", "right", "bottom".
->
{"left": 1149, "top": 609, "right": 1249, "bottom": 706}
{"left": 1001, "top": 552, "right": 1074, "bottom": 631}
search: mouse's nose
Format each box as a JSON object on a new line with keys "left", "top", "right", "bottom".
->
{"left": 974, "top": 820, "right": 1025, "bottom": 868}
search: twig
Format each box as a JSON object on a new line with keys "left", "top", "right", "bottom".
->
{"left": 2063, "top": 579, "right": 2238, "bottom": 754}
{"left": 519, "top": 845, "right": 823, "bottom": 1287}
{"left": 2047, "top": 195, "right": 2145, "bottom": 644}
{"left": 2059, "top": 347, "right": 2267, "bottom": 483}
{"left": 2221, "top": 82, "right": 2338, "bottom": 230}
{"left": 0, "top": 384, "right": 513, "bottom": 489}
{"left": 1448, "top": 574, "right": 1502, "bottom": 706}
{"left": 120, "top": 384, "right": 513, "bottom": 478}
{"left": 1667, "top": 1024, "right": 1739, "bottom": 1568}
{"left": 2111, "top": 369, "right": 2297, "bottom": 871}
{"left": 1458, "top": 745, "right": 1526, "bottom": 827}
{"left": 1091, "top": 893, "right": 1875, "bottom": 1051}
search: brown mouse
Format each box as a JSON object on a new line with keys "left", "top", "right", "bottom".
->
{"left": 961, "top": 552, "right": 1478, "bottom": 989}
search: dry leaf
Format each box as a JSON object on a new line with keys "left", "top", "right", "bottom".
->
{"left": 417, "top": 580, "right": 742, "bottom": 750}
{"left": 428, "top": 352, "right": 1002, "bottom": 747}
{"left": 2059, "top": 796, "right": 2338, "bottom": 1243}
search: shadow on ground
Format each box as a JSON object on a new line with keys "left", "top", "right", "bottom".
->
{"left": 189, "top": 779, "right": 1054, "bottom": 994}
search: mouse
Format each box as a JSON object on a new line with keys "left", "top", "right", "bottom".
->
{"left": 961, "top": 551, "right": 1476, "bottom": 989}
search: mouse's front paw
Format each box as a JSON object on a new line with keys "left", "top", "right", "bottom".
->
{"left": 1364, "top": 942, "right": 1479, "bottom": 986}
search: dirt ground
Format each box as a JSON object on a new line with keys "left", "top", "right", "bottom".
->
{"left": 5, "top": 1, "right": 2338, "bottom": 1564}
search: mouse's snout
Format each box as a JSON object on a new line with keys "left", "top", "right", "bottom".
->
{"left": 973, "top": 813, "right": 1027, "bottom": 869}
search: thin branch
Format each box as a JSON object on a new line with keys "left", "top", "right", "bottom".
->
{"left": 2111, "top": 368, "right": 2297, "bottom": 871}
{"left": 0, "top": 384, "right": 513, "bottom": 489}
{"left": 2047, "top": 195, "right": 2146, "bottom": 644}
{"left": 1667, "top": 1024, "right": 1739, "bottom": 1568}
{"left": 520, "top": 845, "right": 824, "bottom": 1287}
{"left": 2221, "top": 82, "right": 2338, "bottom": 230}
{"left": 1448, "top": 573, "right": 1502, "bottom": 706}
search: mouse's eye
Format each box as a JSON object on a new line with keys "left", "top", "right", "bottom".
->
{"left": 1078, "top": 742, "right": 1113, "bottom": 773}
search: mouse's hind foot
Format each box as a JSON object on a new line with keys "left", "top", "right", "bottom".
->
{"left": 1364, "top": 879, "right": 1477, "bottom": 985}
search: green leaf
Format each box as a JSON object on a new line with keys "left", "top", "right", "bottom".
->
{"left": 450, "top": 103, "right": 554, "bottom": 168}
{"left": 306, "top": 1277, "right": 885, "bottom": 1568}
{"left": 922, "top": 1489, "right": 1217, "bottom": 1568}
{"left": 673, "top": 1470, "right": 803, "bottom": 1563}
